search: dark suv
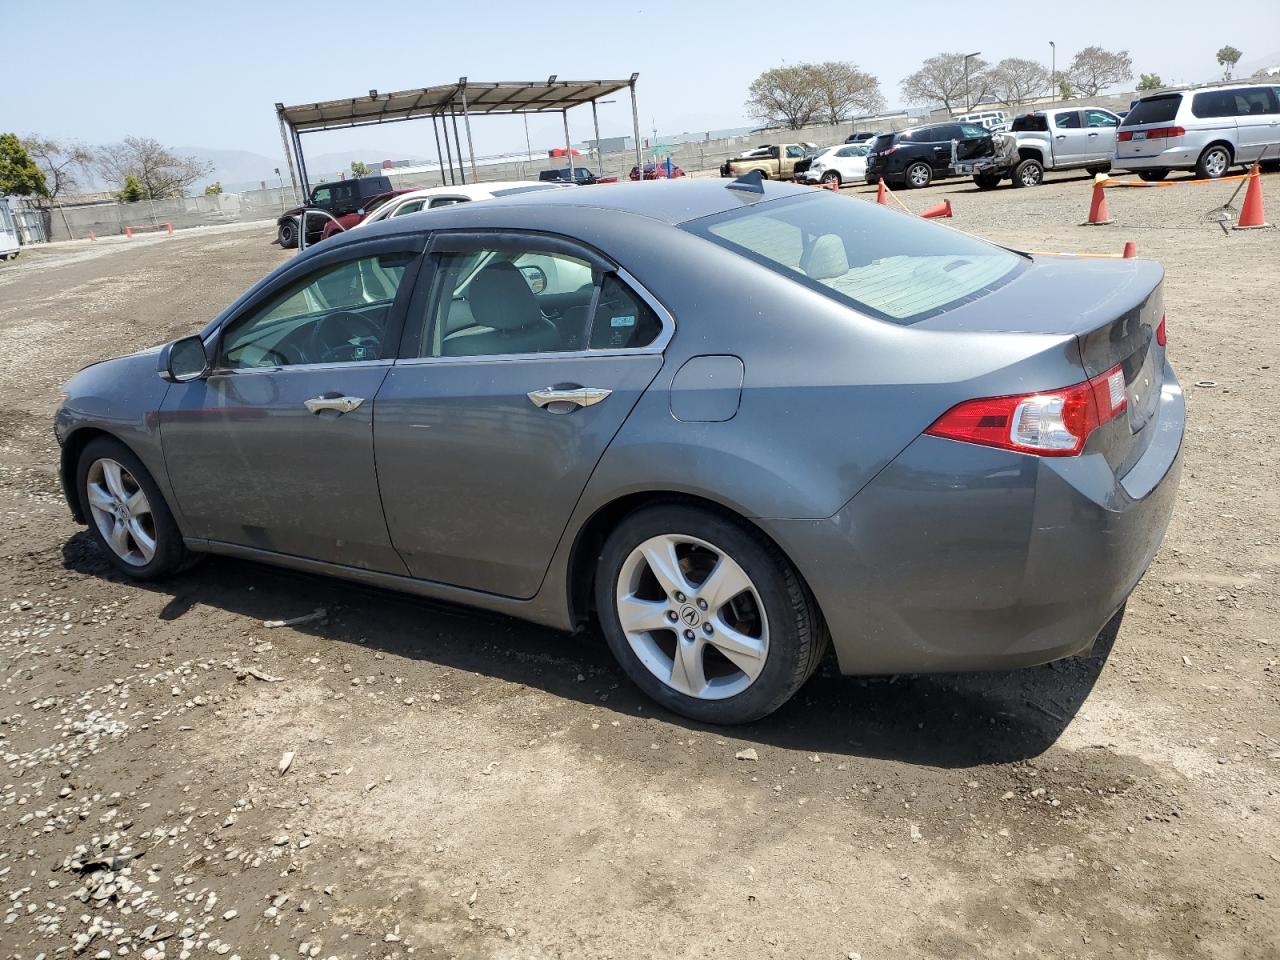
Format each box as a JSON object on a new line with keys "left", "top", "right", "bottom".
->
{"left": 277, "top": 175, "right": 393, "bottom": 248}
{"left": 864, "top": 123, "right": 993, "bottom": 188}
{"left": 539, "top": 167, "right": 598, "bottom": 185}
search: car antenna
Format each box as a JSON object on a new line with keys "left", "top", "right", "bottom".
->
{"left": 727, "top": 170, "right": 766, "bottom": 194}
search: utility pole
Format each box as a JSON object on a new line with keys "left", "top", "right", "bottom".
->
{"left": 963, "top": 52, "right": 982, "bottom": 113}
{"left": 1050, "top": 41, "right": 1056, "bottom": 100}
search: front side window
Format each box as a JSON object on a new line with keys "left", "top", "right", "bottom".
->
{"left": 958, "top": 124, "right": 988, "bottom": 138}
{"left": 219, "top": 253, "right": 412, "bottom": 369}
{"left": 310, "top": 186, "right": 332, "bottom": 205}
{"left": 1086, "top": 110, "right": 1118, "bottom": 127}
{"left": 785, "top": 146, "right": 804, "bottom": 158}
{"left": 682, "top": 193, "right": 1024, "bottom": 325}
{"left": 416, "top": 243, "right": 661, "bottom": 358}
{"left": 1231, "top": 87, "right": 1278, "bottom": 116}
{"left": 391, "top": 199, "right": 425, "bottom": 217}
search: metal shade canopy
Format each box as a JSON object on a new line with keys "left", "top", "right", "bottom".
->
{"left": 275, "top": 76, "right": 643, "bottom": 198}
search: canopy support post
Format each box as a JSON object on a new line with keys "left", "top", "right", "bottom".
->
{"left": 451, "top": 111, "right": 467, "bottom": 184}
{"left": 276, "top": 109, "right": 301, "bottom": 203}
{"left": 562, "top": 110, "right": 573, "bottom": 180}
{"left": 460, "top": 79, "right": 479, "bottom": 183}
{"left": 591, "top": 99, "right": 602, "bottom": 176}
{"left": 629, "top": 74, "right": 642, "bottom": 182}
{"left": 431, "top": 115, "right": 447, "bottom": 186}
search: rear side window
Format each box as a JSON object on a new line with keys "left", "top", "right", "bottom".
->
{"left": 1122, "top": 95, "right": 1181, "bottom": 126}
{"left": 1055, "top": 111, "right": 1082, "bottom": 129}
{"left": 682, "top": 193, "right": 1024, "bottom": 325}
{"left": 1012, "top": 114, "right": 1049, "bottom": 132}
{"left": 588, "top": 274, "right": 663, "bottom": 350}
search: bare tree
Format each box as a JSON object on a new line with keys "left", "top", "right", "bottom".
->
{"left": 21, "top": 136, "right": 93, "bottom": 201}
{"left": 745, "top": 65, "right": 823, "bottom": 130}
{"left": 811, "top": 62, "right": 885, "bottom": 124}
{"left": 1067, "top": 46, "right": 1133, "bottom": 98}
{"left": 901, "top": 53, "right": 990, "bottom": 113}
{"left": 1216, "top": 45, "right": 1242, "bottom": 81}
{"left": 96, "top": 137, "right": 211, "bottom": 200}
{"left": 987, "top": 58, "right": 1048, "bottom": 107}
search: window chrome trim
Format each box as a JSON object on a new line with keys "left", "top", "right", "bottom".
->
{"left": 206, "top": 359, "right": 395, "bottom": 377}
{"left": 396, "top": 265, "right": 675, "bottom": 366}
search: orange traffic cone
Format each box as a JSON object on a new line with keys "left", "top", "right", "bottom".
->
{"left": 166, "top": 222, "right": 174, "bottom": 235}
{"left": 920, "top": 198, "right": 953, "bottom": 219}
{"left": 1122, "top": 241, "right": 1137, "bottom": 258}
{"left": 1082, "top": 173, "right": 1113, "bottom": 226}
{"left": 125, "top": 225, "right": 133, "bottom": 238}
{"left": 876, "top": 178, "right": 889, "bottom": 205}
{"left": 823, "top": 178, "right": 839, "bottom": 192}
{"left": 88, "top": 229, "right": 96, "bottom": 242}
{"left": 1234, "top": 164, "right": 1270, "bottom": 230}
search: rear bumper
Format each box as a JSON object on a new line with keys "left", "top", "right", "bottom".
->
{"left": 761, "top": 363, "right": 1184, "bottom": 675}
{"left": 1114, "top": 145, "right": 1200, "bottom": 171}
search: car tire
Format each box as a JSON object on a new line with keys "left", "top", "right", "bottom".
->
{"left": 903, "top": 162, "right": 932, "bottom": 189}
{"left": 1137, "top": 169, "right": 1169, "bottom": 182}
{"left": 1011, "top": 158, "right": 1044, "bottom": 187}
{"left": 277, "top": 220, "right": 298, "bottom": 248}
{"left": 973, "top": 172, "right": 1001, "bottom": 190}
{"left": 1086, "top": 164, "right": 1111, "bottom": 176}
{"left": 76, "top": 436, "right": 188, "bottom": 580}
{"left": 594, "top": 504, "right": 827, "bottom": 725}
{"left": 820, "top": 170, "right": 841, "bottom": 187}
{"left": 1195, "top": 144, "right": 1232, "bottom": 180}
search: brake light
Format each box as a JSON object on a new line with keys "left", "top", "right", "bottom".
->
{"left": 1117, "top": 126, "right": 1185, "bottom": 142}
{"left": 925, "top": 364, "right": 1128, "bottom": 456}
{"left": 1156, "top": 313, "right": 1167, "bottom": 346}
{"left": 879, "top": 145, "right": 899, "bottom": 155}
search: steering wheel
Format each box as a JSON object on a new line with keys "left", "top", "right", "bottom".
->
{"left": 308, "top": 311, "right": 383, "bottom": 364}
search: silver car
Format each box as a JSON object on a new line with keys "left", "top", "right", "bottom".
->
{"left": 54, "top": 181, "right": 1184, "bottom": 724}
{"left": 1115, "top": 83, "right": 1280, "bottom": 180}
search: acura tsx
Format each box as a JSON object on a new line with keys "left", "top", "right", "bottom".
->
{"left": 54, "top": 179, "right": 1183, "bottom": 723}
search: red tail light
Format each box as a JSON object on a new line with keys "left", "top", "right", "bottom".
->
{"left": 1117, "top": 126, "right": 1184, "bottom": 142}
{"left": 1156, "top": 313, "right": 1167, "bottom": 347}
{"left": 925, "top": 365, "right": 1128, "bottom": 457}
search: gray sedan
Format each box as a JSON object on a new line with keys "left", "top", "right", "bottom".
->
{"left": 54, "top": 180, "right": 1183, "bottom": 723}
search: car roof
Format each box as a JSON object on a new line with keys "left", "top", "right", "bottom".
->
{"left": 382, "top": 181, "right": 563, "bottom": 201}
{"left": 321, "top": 178, "right": 816, "bottom": 250}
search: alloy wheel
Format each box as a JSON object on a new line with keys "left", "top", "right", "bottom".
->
{"left": 86, "top": 458, "right": 157, "bottom": 567}
{"left": 908, "top": 164, "right": 930, "bottom": 187}
{"left": 615, "top": 534, "right": 769, "bottom": 700}
{"left": 1203, "top": 148, "right": 1228, "bottom": 178}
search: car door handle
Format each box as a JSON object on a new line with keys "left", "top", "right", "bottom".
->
{"left": 304, "top": 395, "right": 364, "bottom": 414}
{"left": 1055, "top": 134, "right": 1067, "bottom": 140}
{"left": 527, "top": 386, "right": 612, "bottom": 411}
{"left": 1088, "top": 132, "right": 1099, "bottom": 137}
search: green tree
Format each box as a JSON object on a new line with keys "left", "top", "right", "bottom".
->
{"left": 1216, "top": 45, "right": 1242, "bottom": 80}
{"left": 203, "top": 181, "right": 223, "bottom": 196}
{"left": 350, "top": 160, "right": 370, "bottom": 177}
{"left": 1058, "top": 77, "right": 1075, "bottom": 100}
{"left": 0, "top": 132, "right": 49, "bottom": 197}
{"left": 1137, "top": 73, "right": 1164, "bottom": 91}
{"left": 116, "top": 174, "right": 144, "bottom": 202}
{"left": 745, "top": 65, "right": 823, "bottom": 129}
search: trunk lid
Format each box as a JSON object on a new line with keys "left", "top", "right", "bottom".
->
{"left": 916, "top": 255, "right": 1166, "bottom": 474}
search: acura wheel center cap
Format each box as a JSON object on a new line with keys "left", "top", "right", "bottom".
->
{"left": 679, "top": 604, "right": 701, "bottom": 628}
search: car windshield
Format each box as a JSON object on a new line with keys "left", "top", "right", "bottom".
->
{"left": 681, "top": 193, "right": 1024, "bottom": 325}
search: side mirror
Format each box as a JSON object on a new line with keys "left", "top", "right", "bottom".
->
{"left": 158, "top": 335, "right": 210, "bottom": 382}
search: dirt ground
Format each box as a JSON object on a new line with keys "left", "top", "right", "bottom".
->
{"left": 0, "top": 170, "right": 1277, "bottom": 960}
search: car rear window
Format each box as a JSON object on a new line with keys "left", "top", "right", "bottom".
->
{"left": 1122, "top": 95, "right": 1180, "bottom": 126}
{"left": 1012, "top": 114, "right": 1049, "bottom": 132}
{"left": 681, "top": 193, "right": 1024, "bottom": 325}
{"left": 491, "top": 184, "right": 567, "bottom": 197}
{"left": 870, "top": 133, "right": 896, "bottom": 151}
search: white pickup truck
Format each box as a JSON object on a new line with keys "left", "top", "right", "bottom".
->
{"left": 1002, "top": 107, "right": 1123, "bottom": 186}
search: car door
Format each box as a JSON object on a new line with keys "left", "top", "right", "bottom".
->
{"left": 954, "top": 123, "right": 993, "bottom": 162}
{"left": 159, "top": 236, "right": 424, "bottom": 572}
{"left": 1229, "top": 87, "right": 1280, "bottom": 163}
{"left": 1083, "top": 109, "right": 1121, "bottom": 163}
{"left": 374, "top": 231, "right": 669, "bottom": 598}
{"left": 1051, "top": 110, "right": 1089, "bottom": 165}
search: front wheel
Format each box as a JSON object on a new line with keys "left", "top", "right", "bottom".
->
{"left": 820, "top": 170, "right": 841, "bottom": 187}
{"left": 1137, "top": 169, "right": 1169, "bottom": 182}
{"left": 1010, "top": 158, "right": 1044, "bottom": 187}
{"left": 1195, "top": 144, "right": 1232, "bottom": 180}
{"left": 903, "top": 162, "right": 932, "bottom": 189}
{"left": 1086, "top": 164, "right": 1111, "bottom": 176}
{"left": 595, "top": 505, "right": 827, "bottom": 724}
{"left": 973, "top": 172, "right": 1001, "bottom": 190}
{"left": 76, "top": 437, "right": 188, "bottom": 580}
{"left": 277, "top": 219, "right": 298, "bottom": 248}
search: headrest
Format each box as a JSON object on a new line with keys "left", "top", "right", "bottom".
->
{"left": 468, "top": 261, "right": 540, "bottom": 331}
{"left": 801, "top": 234, "right": 849, "bottom": 281}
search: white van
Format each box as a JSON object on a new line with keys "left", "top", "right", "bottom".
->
{"left": 957, "top": 110, "right": 1010, "bottom": 132}
{"left": 0, "top": 202, "right": 20, "bottom": 262}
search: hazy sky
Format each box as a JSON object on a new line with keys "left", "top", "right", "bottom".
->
{"left": 6, "top": 0, "right": 1279, "bottom": 163}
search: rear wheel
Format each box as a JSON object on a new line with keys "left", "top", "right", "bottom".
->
{"left": 595, "top": 505, "right": 827, "bottom": 724}
{"left": 820, "top": 170, "right": 841, "bottom": 186}
{"left": 76, "top": 437, "right": 188, "bottom": 580}
{"left": 904, "top": 162, "right": 932, "bottom": 189}
{"left": 1195, "top": 144, "right": 1232, "bottom": 180}
{"left": 1011, "top": 158, "right": 1044, "bottom": 187}
{"left": 1086, "top": 164, "right": 1110, "bottom": 176}
{"left": 277, "top": 219, "right": 298, "bottom": 248}
{"left": 1137, "top": 169, "right": 1169, "bottom": 182}
{"left": 973, "top": 172, "right": 1001, "bottom": 190}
